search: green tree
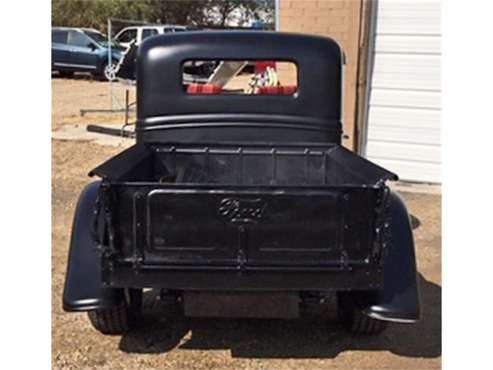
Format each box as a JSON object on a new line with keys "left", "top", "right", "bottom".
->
{"left": 52, "top": 0, "right": 274, "bottom": 33}
{"left": 205, "top": 0, "right": 274, "bottom": 27}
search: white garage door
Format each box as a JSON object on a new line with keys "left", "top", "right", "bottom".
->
{"left": 364, "top": 0, "right": 441, "bottom": 183}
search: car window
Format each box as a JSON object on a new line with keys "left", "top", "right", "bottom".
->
{"left": 142, "top": 28, "right": 158, "bottom": 40}
{"left": 68, "top": 31, "right": 90, "bottom": 48}
{"left": 174, "top": 28, "right": 186, "bottom": 32}
{"left": 85, "top": 31, "right": 106, "bottom": 45}
{"left": 163, "top": 28, "right": 174, "bottom": 33}
{"left": 52, "top": 30, "right": 68, "bottom": 44}
{"left": 85, "top": 30, "right": 122, "bottom": 49}
{"left": 117, "top": 29, "right": 137, "bottom": 43}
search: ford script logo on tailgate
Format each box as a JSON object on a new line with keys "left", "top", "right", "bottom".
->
{"left": 218, "top": 198, "right": 267, "bottom": 224}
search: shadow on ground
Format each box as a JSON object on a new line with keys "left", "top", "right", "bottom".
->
{"left": 119, "top": 274, "right": 440, "bottom": 359}
{"left": 52, "top": 72, "right": 99, "bottom": 81}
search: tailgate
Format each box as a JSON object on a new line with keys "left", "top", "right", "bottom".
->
{"left": 140, "top": 187, "right": 379, "bottom": 268}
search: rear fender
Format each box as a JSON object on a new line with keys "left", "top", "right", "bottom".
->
{"left": 358, "top": 190, "right": 421, "bottom": 323}
{"left": 62, "top": 181, "right": 124, "bottom": 312}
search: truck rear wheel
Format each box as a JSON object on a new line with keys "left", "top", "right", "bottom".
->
{"left": 87, "top": 289, "right": 142, "bottom": 335}
{"left": 337, "top": 293, "right": 388, "bottom": 335}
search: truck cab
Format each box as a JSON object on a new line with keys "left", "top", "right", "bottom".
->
{"left": 114, "top": 24, "right": 187, "bottom": 48}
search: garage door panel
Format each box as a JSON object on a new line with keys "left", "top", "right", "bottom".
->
{"left": 370, "top": 89, "right": 440, "bottom": 109}
{"left": 366, "top": 157, "right": 440, "bottom": 183}
{"left": 376, "top": 0, "right": 441, "bottom": 35}
{"left": 366, "top": 141, "right": 440, "bottom": 164}
{"left": 372, "top": 54, "right": 441, "bottom": 90}
{"left": 375, "top": 35, "right": 441, "bottom": 54}
{"left": 368, "top": 106, "right": 441, "bottom": 129}
{"left": 368, "top": 126, "right": 440, "bottom": 146}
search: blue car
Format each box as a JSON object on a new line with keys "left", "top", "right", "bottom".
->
{"left": 52, "top": 27, "right": 124, "bottom": 80}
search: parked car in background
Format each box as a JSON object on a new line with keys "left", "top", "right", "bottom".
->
{"left": 52, "top": 27, "right": 124, "bottom": 80}
{"left": 114, "top": 25, "right": 186, "bottom": 48}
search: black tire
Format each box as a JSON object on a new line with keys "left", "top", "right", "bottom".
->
{"left": 337, "top": 293, "right": 388, "bottom": 335}
{"left": 87, "top": 289, "right": 142, "bottom": 335}
{"left": 58, "top": 70, "right": 74, "bottom": 78}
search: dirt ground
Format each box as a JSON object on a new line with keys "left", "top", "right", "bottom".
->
{"left": 52, "top": 78, "right": 441, "bottom": 369}
{"left": 51, "top": 74, "right": 136, "bottom": 131}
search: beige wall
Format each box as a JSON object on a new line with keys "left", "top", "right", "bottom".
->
{"left": 279, "top": 0, "right": 363, "bottom": 150}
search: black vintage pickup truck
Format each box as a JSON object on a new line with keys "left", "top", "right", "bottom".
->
{"left": 63, "top": 31, "right": 420, "bottom": 336}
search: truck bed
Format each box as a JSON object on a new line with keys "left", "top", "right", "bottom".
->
{"left": 90, "top": 142, "right": 397, "bottom": 290}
